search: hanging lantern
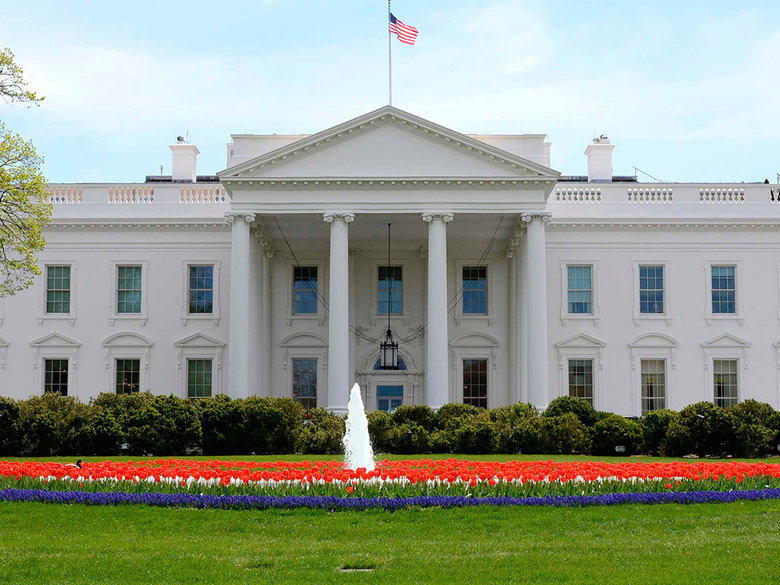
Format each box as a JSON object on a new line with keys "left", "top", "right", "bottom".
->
{"left": 380, "top": 327, "right": 399, "bottom": 370}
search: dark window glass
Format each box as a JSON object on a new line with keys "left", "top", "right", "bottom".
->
{"left": 115, "top": 359, "right": 140, "bottom": 394}
{"left": 293, "top": 266, "right": 318, "bottom": 314}
{"left": 378, "top": 265, "right": 403, "bottom": 315}
{"left": 711, "top": 266, "right": 736, "bottom": 314}
{"left": 377, "top": 385, "right": 403, "bottom": 412}
{"left": 713, "top": 359, "right": 738, "bottom": 407}
{"left": 641, "top": 359, "right": 666, "bottom": 415}
{"left": 462, "top": 266, "right": 487, "bottom": 314}
{"left": 292, "top": 358, "right": 317, "bottom": 410}
{"left": 187, "top": 359, "right": 212, "bottom": 398}
{"left": 188, "top": 265, "right": 214, "bottom": 314}
{"left": 44, "top": 359, "right": 68, "bottom": 396}
{"left": 463, "top": 359, "right": 488, "bottom": 408}
{"left": 568, "top": 359, "right": 593, "bottom": 405}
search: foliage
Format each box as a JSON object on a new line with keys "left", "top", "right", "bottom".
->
{"left": 390, "top": 404, "right": 437, "bottom": 433}
{"left": 0, "top": 49, "right": 44, "bottom": 105}
{"left": 453, "top": 412, "right": 497, "bottom": 454}
{"left": 491, "top": 404, "right": 546, "bottom": 454}
{"left": 15, "top": 394, "right": 86, "bottom": 456}
{"left": 0, "top": 397, "right": 20, "bottom": 455}
{"left": 296, "top": 408, "right": 344, "bottom": 454}
{"left": 728, "top": 400, "right": 776, "bottom": 457}
{"left": 591, "top": 414, "right": 642, "bottom": 456}
{"left": 640, "top": 409, "right": 679, "bottom": 456}
{"left": 543, "top": 396, "right": 599, "bottom": 427}
{"left": 542, "top": 413, "right": 591, "bottom": 454}
{"left": 122, "top": 394, "right": 201, "bottom": 456}
{"left": 664, "top": 402, "right": 738, "bottom": 457}
{"left": 366, "top": 410, "right": 393, "bottom": 453}
{"left": 196, "top": 394, "right": 246, "bottom": 454}
{"left": 243, "top": 397, "right": 304, "bottom": 454}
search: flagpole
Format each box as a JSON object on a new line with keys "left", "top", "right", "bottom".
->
{"left": 388, "top": 0, "right": 392, "bottom": 106}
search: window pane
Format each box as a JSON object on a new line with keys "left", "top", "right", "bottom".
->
{"left": 567, "top": 265, "right": 592, "bottom": 314}
{"left": 293, "top": 266, "right": 318, "bottom": 314}
{"left": 711, "top": 265, "right": 736, "bottom": 314}
{"left": 377, "top": 385, "right": 403, "bottom": 412}
{"left": 462, "top": 359, "right": 487, "bottom": 408}
{"left": 188, "top": 265, "right": 214, "bottom": 314}
{"left": 187, "top": 359, "right": 212, "bottom": 398}
{"left": 639, "top": 265, "right": 664, "bottom": 314}
{"left": 713, "top": 359, "right": 738, "bottom": 407}
{"left": 641, "top": 359, "right": 666, "bottom": 415}
{"left": 117, "top": 266, "right": 142, "bottom": 314}
{"left": 115, "top": 359, "right": 141, "bottom": 394}
{"left": 378, "top": 265, "right": 403, "bottom": 315}
{"left": 44, "top": 359, "right": 69, "bottom": 396}
{"left": 462, "top": 266, "right": 487, "bottom": 315}
{"left": 567, "top": 359, "right": 593, "bottom": 405}
{"left": 292, "top": 358, "right": 317, "bottom": 409}
{"left": 46, "top": 266, "right": 71, "bottom": 314}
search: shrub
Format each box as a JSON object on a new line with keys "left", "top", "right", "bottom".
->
{"left": 542, "top": 413, "right": 591, "bottom": 454}
{"left": 435, "top": 403, "right": 481, "bottom": 430}
{"left": 0, "top": 398, "right": 20, "bottom": 456}
{"left": 492, "top": 404, "right": 545, "bottom": 454}
{"left": 123, "top": 394, "right": 201, "bottom": 455}
{"left": 543, "top": 396, "right": 599, "bottom": 427}
{"left": 453, "top": 412, "right": 496, "bottom": 454}
{"left": 728, "top": 400, "right": 775, "bottom": 457}
{"left": 430, "top": 429, "right": 454, "bottom": 453}
{"left": 243, "top": 397, "right": 304, "bottom": 454}
{"left": 197, "top": 394, "right": 246, "bottom": 454}
{"left": 296, "top": 408, "right": 344, "bottom": 454}
{"left": 591, "top": 415, "right": 642, "bottom": 456}
{"left": 390, "top": 405, "right": 437, "bottom": 433}
{"left": 16, "top": 394, "right": 87, "bottom": 456}
{"left": 367, "top": 410, "right": 393, "bottom": 453}
{"left": 640, "top": 409, "right": 679, "bottom": 456}
{"left": 64, "top": 405, "right": 122, "bottom": 456}
{"left": 664, "top": 402, "right": 737, "bottom": 457}
{"left": 387, "top": 423, "right": 431, "bottom": 454}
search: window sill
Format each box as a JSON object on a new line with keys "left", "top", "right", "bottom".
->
{"left": 455, "top": 314, "right": 494, "bottom": 327}
{"left": 180, "top": 315, "right": 220, "bottom": 326}
{"left": 37, "top": 315, "right": 76, "bottom": 326}
{"left": 633, "top": 315, "right": 672, "bottom": 327}
{"left": 561, "top": 315, "right": 600, "bottom": 327}
{"left": 706, "top": 315, "right": 744, "bottom": 327}
{"left": 285, "top": 314, "right": 326, "bottom": 326}
{"left": 109, "top": 315, "right": 148, "bottom": 327}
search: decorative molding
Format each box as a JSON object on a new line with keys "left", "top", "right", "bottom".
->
{"left": 47, "top": 220, "right": 229, "bottom": 230}
{"left": 549, "top": 221, "right": 780, "bottom": 230}
{"left": 627, "top": 188, "right": 673, "bottom": 203}
{"left": 224, "top": 177, "right": 556, "bottom": 190}
{"left": 521, "top": 212, "right": 552, "bottom": 225}
{"left": 224, "top": 211, "right": 256, "bottom": 225}
{"left": 555, "top": 188, "right": 601, "bottom": 203}
{"left": 253, "top": 224, "right": 275, "bottom": 257}
{"left": 322, "top": 212, "right": 355, "bottom": 224}
{"left": 505, "top": 224, "right": 525, "bottom": 258}
{"left": 421, "top": 212, "right": 454, "bottom": 223}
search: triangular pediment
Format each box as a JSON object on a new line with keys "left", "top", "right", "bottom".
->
{"left": 175, "top": 333, "right": 225, "bottom": 348}
{"left": 628, "top": 333, "right": 679, "bottom": 348}
{"left": 31, "top": 333, "right": 81, "bottom": 348}
{"left": 219, "top": 106, "right": 559, "bottom": 181}
{"left": 701, "top": 333, "right": 751, "bottom": 348}
{"left": 554, "top": 333, "right": 606, "bottom": 348}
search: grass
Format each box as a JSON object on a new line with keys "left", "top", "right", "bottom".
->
{"left": 0, "top": 499, "right": 778, "bottom": 584}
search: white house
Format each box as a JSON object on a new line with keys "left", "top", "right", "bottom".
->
{"left": 2, "top": 105, "right": 779, "bottom": 416}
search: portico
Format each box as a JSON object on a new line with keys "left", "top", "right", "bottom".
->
{"left": 218, "top": 106, "right": 559, "bottom": 411}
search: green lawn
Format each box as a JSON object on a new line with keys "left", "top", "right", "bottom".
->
{"left": 0, "top": 499, "right": 778, "bottom": 584}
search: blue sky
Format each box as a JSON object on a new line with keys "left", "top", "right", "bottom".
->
{"left": 2, "top": 1, "right": 779, "bottom": 183}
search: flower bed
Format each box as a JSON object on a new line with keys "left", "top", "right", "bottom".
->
{"left": 1, "top": 459, "right": 779, "bottom": 509}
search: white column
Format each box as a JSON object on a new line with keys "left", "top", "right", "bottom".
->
{"left": 522, "top": 212, "right": 551, "bottom": 409}
{"left": 323, "top": 212, "right": 354, "bottom": 413}
{"left": 422, "top": 212, "right": 453, "bottom": 409}
{"left": 518, "top": 231, "right": 529, "bottom": 403}
{"left": 226, "top": 211, "right": 256, "bottom": 398}
{"left": 261, "top": 249, "right": 272, "bottom": 397}
{"left": 506, "top": 225, "right": 524, "bottom": 404}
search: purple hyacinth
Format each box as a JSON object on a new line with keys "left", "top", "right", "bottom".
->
{"left": 1, "top": 488, "right": 779, "bottom": 511}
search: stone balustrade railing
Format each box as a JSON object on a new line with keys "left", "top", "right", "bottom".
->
{"left": 179, "top": 186, "right": 228, "bottom": 203}
{"left": 46, "top": 183, "right": 231, "bottom": 205}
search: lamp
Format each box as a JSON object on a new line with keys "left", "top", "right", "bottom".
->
{"left": 379, "top": 223, "right": 399, "bottom": 370}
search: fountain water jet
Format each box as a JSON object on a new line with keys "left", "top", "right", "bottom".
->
{"left": 342, "top": 383, "right": 375, "bottom": 472}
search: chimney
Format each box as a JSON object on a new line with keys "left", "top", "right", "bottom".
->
{"left": 170, "top": 136, "right": 199, "bottom": 182}
{"left": 585, "top": 134, "right": 614, "bottom": 183}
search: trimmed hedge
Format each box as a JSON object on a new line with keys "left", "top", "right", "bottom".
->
{"left": 0, "top": 393, "right": 779, "bottom": 457}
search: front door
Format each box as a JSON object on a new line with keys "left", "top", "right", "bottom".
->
{"left": 377, "top": 385, "right": 403, "bottom": 412}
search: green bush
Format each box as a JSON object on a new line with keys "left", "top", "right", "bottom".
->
{"left": 390, "top": 405, "right": 437, "bottom": 433}
{"left": 591, "top": 415, "right": 642, "bottom": 456}
{"left": 196, "top": 394, "right": 246, "bottom": 454}
{"left": 453, "top": 412, "right": 496, "bottom": 454}
{"left": 435, "top": 403, "right": 481, "bottom": 430}
{"left": 640, "top": 409, "right": 679, "bottom": 456}
{"left": 492, "top": 404, "right": 545, "bottom": 454}
{"left": 542, "top": 413, "right": 591, "bottom": 454}
{"left": 296, "top": 408, "right": 345, "bottom": 454}
{"left": 0, "top": 397, "right": 20, "bottom": 456}
{"left": 243, "top": 397, "right": 304, "bottom": 454}
{"left": 123, "top": 394, "right": 201, "bottom": 455}
{"left": 430, "top": 429, "right": 454, "bottom": 453}
{"left": 543, "top": 396, "right": 599, "bottom": 427}
{"left": 387, "top": 423, "right": 431, "bottom": 454}
{"left": 64, "top": 405, "right": 123, "bottom": 456}
{"left": 367, "top": 410, "right": 393, "bottom": 453}
{"left": 664, "top": 402, "right": 737, "bottom": 457}
{"left": 16, "top": 394, "right": 87, "bottom": 456}
{"left": 728, "top": 400, "right": 775, "bottom": 457}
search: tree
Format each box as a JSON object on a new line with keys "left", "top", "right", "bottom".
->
{"left": 0, "top": 48, "right": 51, "bottom": 296}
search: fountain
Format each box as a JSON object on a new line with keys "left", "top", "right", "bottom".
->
{"left": 342, "top": 383, "right": 375, "bottom": 472}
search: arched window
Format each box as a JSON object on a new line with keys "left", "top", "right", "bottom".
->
{"left": 374, "top": 357, "right": 407, "bottom": 371}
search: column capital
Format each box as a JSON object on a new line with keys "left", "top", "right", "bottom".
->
{"left": 225, "top": 211, "right": 256, "bottom": 225}
{"left": 323, "top": 211, "right": 355, "bottom": 224}
{"left": 520, "top": 212, "right": 552, "bottom": 225}
{"left": 421, "top": 212, "right": 454, "bottom": 224}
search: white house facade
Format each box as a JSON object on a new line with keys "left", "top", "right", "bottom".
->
{"left": 2, "top": 105, "right": 780, "bottom": 416}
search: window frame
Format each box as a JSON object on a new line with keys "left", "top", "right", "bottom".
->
{"left": 454, "top": 259, "right": 494, "bottom": 325}
{"left": 43, "top": 358, "right": 70, "bottom": 396}
{"left": 559, "top": 261, "right": 600, "bottom": 325}
{"left": 186, "top": 358, "right": 214, "bottom": 399}
{"left": 554, "top": 334, "right": 604, "bottom": 410}
{"left": 701, "top": 334, "right": 750, "bottom": 408}
{"left": 180, "top": 261, "right": 221, "bottom": 325}
{"left": 628, "top": 334, "right": 678, "bottom": 415}
{"left": 632, "top": 261, "right": 672, "bottom": 325}
{"left": 110, "top": 260, "right": 149, "bottom": 325}
{"left": 462, "top": 357, "right": 489, "bottom": 409}
{"left": 175, "top": 333, "right": 224, "bottom": 398}
{"left": 640, "top": 358, "right": 667, "bottom": 415}
{"left": 704, "top": 261, "right": 743, "bottom": 325}
{"left": 285, "top": 260, "right": 326, "bottom": 325}
{"left": 38, "top": 262, "right": 77, "bottom": 325}
{"left": 32, "top": 333, "right": 80, "bottom": 397}
{"left": 712, "top": 358, "right": 739, "bottom": 408}
{"left": 369, "top": 259, "right": 409, "bottom": 324}
{"left": 291, "top": 357, "right": 318, "bottom": 410}
{"left": 115, "top": 358, "right": 142, "bottom": 394}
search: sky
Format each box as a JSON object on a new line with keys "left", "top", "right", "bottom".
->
{"left": 2, "top": 0, "right": 779, "bottom": 183}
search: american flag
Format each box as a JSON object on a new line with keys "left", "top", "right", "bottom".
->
{"left": 389, "top": 12, "right": 418, "bottom": 45}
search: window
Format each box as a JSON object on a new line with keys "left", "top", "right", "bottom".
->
{"left": 641, "top": 359, "right": 666, "bottom": 414}
{"left": 188, "top": 265, "right": 214, "bottom": 314}
{"left": 568, "top": 359, "right": 593, "bottom": 405}
{"left": 293, "top": 266, "right": 318, "bottom": 314}
{"left": 567, "top": 265, "right": 592, "bottom": 314}
{"left": 44, "top": 359, "right": 69, "bottom": 395}
{"left": 292, "top": 358, "right": 317, "bottom": 410}
{"left": 117, "top": 265, "right": 142, "bottom": 314}
{"left": 462, "top": 266, "right": 487, "bottom": 315}
{"left": 713, "top": 359, "right": 738, "bottom": 407}
{"left": 187, "top": 359, "right": 212, "bottom": 398}
{"left": 46, "top": 266, "right": 71, "bottom": 314}
{"left": 463, "top": 358, "right": 487, "bottom": 408}
{"left": 377, "top": 385, "right": 403, "bottom": 412}
{"left": 711, "top": 265, "right": 736, "bottom": 314}
{"left": 639, "top": 265, "right": 664, "bottom": 314}
{"left": 378, "top": 266, "right": 403, "bottom": 315}
{"left": 115, "top": 359, "right": 140, "bottom": 394}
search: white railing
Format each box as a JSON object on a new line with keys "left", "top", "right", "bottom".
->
{"left": 108, "top": 186, "right": 155, "bottom": 203}
{"left": 627, "top": 187, "right": 673, "bottom": 203}
{"left": 555, "top": 187, "right": 601, "bottom": 203}
{"left": 179, "top": 186, "right": 228, "bottom": 203}
{"left": 46, "top": 186, "right": 83, "bottom": 204}
{"left": 699, "top": 188, "right": 744, "bottom": 204}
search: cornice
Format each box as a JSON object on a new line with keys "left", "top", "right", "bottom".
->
{"left": 46, "top": 219, "right": 230, "bottom": 230}
{"left": 225, "top": 176, "right": 557, "bottom": 190}
{"left": 549, "top": 220, "right": 780, "bottom": 230}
